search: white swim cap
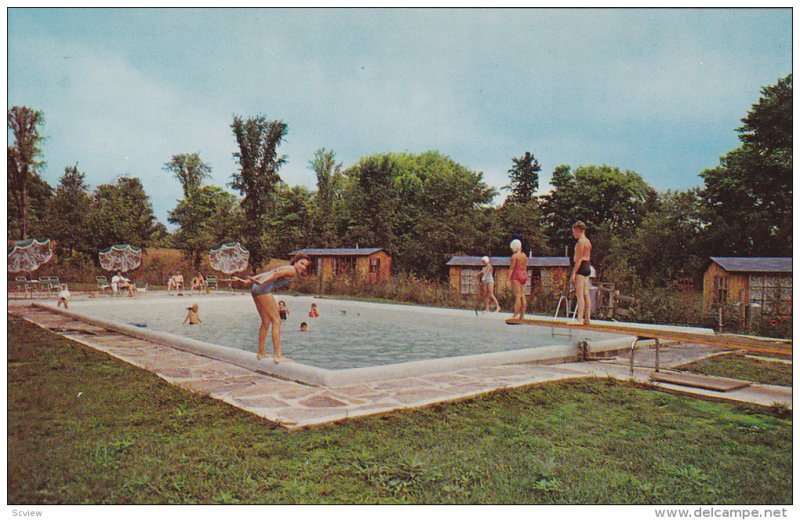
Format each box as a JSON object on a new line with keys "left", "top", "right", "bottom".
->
{"left": 510, "top": 239, "right": 522, "bottom": 252}
{"left": 481, "top": 256, "right": 490, "bottom": 264}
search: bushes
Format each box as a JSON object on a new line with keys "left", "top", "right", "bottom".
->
{"left": 616, "top": 284, "right": 791, "bottom": 339}
{"left": 292, "top": 273, "right": 456, "bottom": 308}
{"left": 291, "top": 273, "right": 564, "bottom": 315}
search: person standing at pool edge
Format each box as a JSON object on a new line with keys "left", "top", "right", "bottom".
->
{"left": 235, "top": 253, "right": 311, "bottom": 363}
{"left": 509, "top": 239, "right": 528, "bottom": 320}
{"left": 571, "top": 221, "right": 592, "bottom": 325}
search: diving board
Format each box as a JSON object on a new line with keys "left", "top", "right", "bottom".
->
{"left": 506, "top": 317, "right": 792, "bottom": 357}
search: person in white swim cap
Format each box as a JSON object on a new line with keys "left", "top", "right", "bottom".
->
{"left": 509, "top": 239, "right": 528, "bottom": 320}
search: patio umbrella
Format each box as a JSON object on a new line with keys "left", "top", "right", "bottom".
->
{"left": 209, "top": 242, "right": 249, "bottom": 274}
{"left": 7, "top": 238, "right": 53, "bottom": 273}
{"left": 99, "top": 244, "right": 142, "bottom": 273}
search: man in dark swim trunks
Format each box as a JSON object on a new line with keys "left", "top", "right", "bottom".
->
{"left": 571, "top": 221, "right": 592, "bottom": 325}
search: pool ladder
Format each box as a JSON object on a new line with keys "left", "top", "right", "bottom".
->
{"left": 554, "top": 294, "right": 578, "bottom": 320}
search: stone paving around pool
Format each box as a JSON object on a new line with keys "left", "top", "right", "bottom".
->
{"left": 8, "top": 304, "right": 792, "bottom": 429}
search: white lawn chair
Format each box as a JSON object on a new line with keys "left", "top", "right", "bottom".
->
{"left": 135, "top": 280, "right": 148, "bottom": 297}
{"left": 96, "top": 276, "right": 112, "bottom": 295}
{"left": 14, "top": 276, "right": 31, "bottom": 298}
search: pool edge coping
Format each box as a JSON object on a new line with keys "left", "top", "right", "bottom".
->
{"left": 31, "top": 302, "right": 637, "bottom": 386}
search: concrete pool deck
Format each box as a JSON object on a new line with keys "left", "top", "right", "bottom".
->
{"left": 9, "top": 303, "right": 792, "bottom": 429}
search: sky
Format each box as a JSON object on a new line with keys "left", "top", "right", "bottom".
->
{"left": 7, "top": 7, "right": 792, "bottom": 228}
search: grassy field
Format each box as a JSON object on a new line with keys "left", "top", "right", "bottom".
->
{"left": 679, "top": 353, "right": 793, "bottom": 387}
{"left": 7, "top": 315, "right": 792, "bottom": 505}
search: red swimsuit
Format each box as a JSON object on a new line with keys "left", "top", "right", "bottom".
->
{"left": 510, "top": 256, "right": 528, "bottom": 284}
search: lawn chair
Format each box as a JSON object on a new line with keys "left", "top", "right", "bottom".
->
{"left": 135, "top": 280, "right": 148, "bottom": 297}
{"left": 206, "top": 276, "right": 218, "bottom": 294}
{"left": 14, "top": 276, "right": 31, "bottom": 298}
{"left": 48, "top": 276, "right": 61, "bottom": 294}
{"left": 39, "top": 276, "right": 54, "bottom": 296}
{"left": 96, "top": 276, "right": 112, "bottom": 295}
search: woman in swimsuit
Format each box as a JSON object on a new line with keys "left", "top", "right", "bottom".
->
{"left": 479, "top": 256, "right": 501, "bottom": 312}
{"left": 509, "top": 239, "right": 528, "bottom": 320}
{"left": 235, "top": 253, "right": 311, "bottom": 362}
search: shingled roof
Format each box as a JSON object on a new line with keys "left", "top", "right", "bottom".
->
{"left": 291, "top": 248, "right": 384, "bottom": 257}
{"left": 710, "top": 257, "right": 792, "bottom": 273}
{"left": 447, "top": 256, "right": 570, "bottom": 267}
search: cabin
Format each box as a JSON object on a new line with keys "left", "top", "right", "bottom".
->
{"left": 702, "top": 257, "right": 792, "bottom": 316}
{"left": 447, "top": 256, "right": 571, "bottom": 296}
{"left": 291, "top": 248, "right": 392, "bottom": 284}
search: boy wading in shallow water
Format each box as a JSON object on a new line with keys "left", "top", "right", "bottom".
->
{"left": 571, "top": 221, "right": 592, "bottom": 325}
{"left": 183, "top": 303, "right": 202, "bottom": 325}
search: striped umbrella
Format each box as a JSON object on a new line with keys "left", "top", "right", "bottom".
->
{"left": 7, "top": 238, "right": 53, "bottom": 273}
{"left": 99, "top": 244, "right": 142, "bottom": 272}
{"left": 209, "top": 242, "right": 249, "bottom": 274}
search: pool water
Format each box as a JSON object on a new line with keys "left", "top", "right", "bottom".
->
{"left": 69, "top": 295, "right": 622, "bottom": 370}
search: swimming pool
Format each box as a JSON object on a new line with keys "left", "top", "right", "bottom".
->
{"left": 65, "top": 295, "right": 622, "bottom": 366}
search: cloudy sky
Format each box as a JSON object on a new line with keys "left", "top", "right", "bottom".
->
{"left": 8, "top": 8, "right": 792, "bottom": 226}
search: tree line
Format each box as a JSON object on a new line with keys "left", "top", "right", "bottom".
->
{"left": 8, "top": 74, "right": 791, "bottom": 287}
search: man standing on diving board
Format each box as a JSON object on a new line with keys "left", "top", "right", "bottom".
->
{"left": 571, "top": 221, "right": 592, "bottom": 325}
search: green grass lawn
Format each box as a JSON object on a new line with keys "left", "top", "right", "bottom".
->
{"left": 679, "top": 353, "right": 793, "bottom": 387}
{"left": 7, "top": 315, "right": 792, "bottom": 505}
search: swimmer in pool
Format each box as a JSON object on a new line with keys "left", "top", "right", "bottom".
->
{"left": 300, "top": 322, "right": 308, "bottom": 332}
{"left": 183, "top": 303, "right": 202, "bottom": 325}
{"left": 57, "top": 284, "right": 71, "bottom": 309}
{"left": 308, "top": 303, "right": 319, "bottom": 317}
{"left": 233, "top": 253, "right": 311, "bottom": 362}
{"left": 278, "top": 300, "right": 290, "bottom": 320}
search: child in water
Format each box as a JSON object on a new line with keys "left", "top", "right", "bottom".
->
{"left": 300, "top": 322, "right": 308, "bottom": 332}
{"left": 57, "top": 284, "right": 71, "bottom": 309}
{"left": 183, "top": 303, "right": 202, "bottom": 325}
{"left": 278, "top": 301, "right": 290, "bottom": 320}
{"left": 308, "top": 303, "right": 319, "bottom": 317}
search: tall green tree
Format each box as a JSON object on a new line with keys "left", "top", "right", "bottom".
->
{"left": 494, "top": 200, "right": 549, "bottom": 257}
{"left": 607, "top": 189, "right": 704, "bottom": 284}
{"left": 87, "top": 176, "right": 160, "bottom": 254}
{"left": 504, "top": 151, "right": 541, "bottom": 203}
{"left": 542, "top": 164, "right": 657, "bottom": 267}
{"left": 309, "top": 148, "right": 343, "bottom": 247}
{"left": 342, "top": 156, "right": 397, "bottom": 253}
{"left": 164, "top": 153, "right": 212, "bottom": 197}
{"left": 7, "top": 173, "right": 53, "bottom": 241}
{"left": 496, "top": 151, "right": 547, "bottom": 256}
{"left": 168, "top": 185, "right": 242, "bottom": 269}
{"left": 700, "top": 74, "right": 792, "bottom": 256}
{"left": 341, "top": 151, "right": 496, "bottom": 278}
{"left": 267, "top": 184, "right": 315, "bottom": 259}
{"left": 45, "top": 164, "right": 93, "bottom": 256}
{"left": 229, "top": 115, "right": 288, "bottom": 270}
{"left": 8, "top": 106, "right": 46, "bottom": 239}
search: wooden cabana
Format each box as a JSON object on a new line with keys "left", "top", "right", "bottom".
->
{"left": 702, "top": 257, "right": 792, "bottom": 316}
{"left": 447, "top": 256, "right": 570, "bottom": 296}
{"left": 291, "top": 248, "right": 392, "bottom": 284}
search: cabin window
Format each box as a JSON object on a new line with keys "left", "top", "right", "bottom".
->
{"left": 369, "top": 257, "right": 380, "bottom": 274}
{"left": 525, "top": 267, "right": 543, "bottom": 295}
{"left": 713, "top": 275, "right": 728, "bottom": 305}
{"left": 750, "top": 275, "right": 792, "bottom": 316}
{"left": 460, "top": 268, "right": 480, "bottom": 295}
{"left": 540, "top": 269, "right": 552, "bottom": 292}
{"left": 334, "top": 256, "right": 356, "bottom": 276}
